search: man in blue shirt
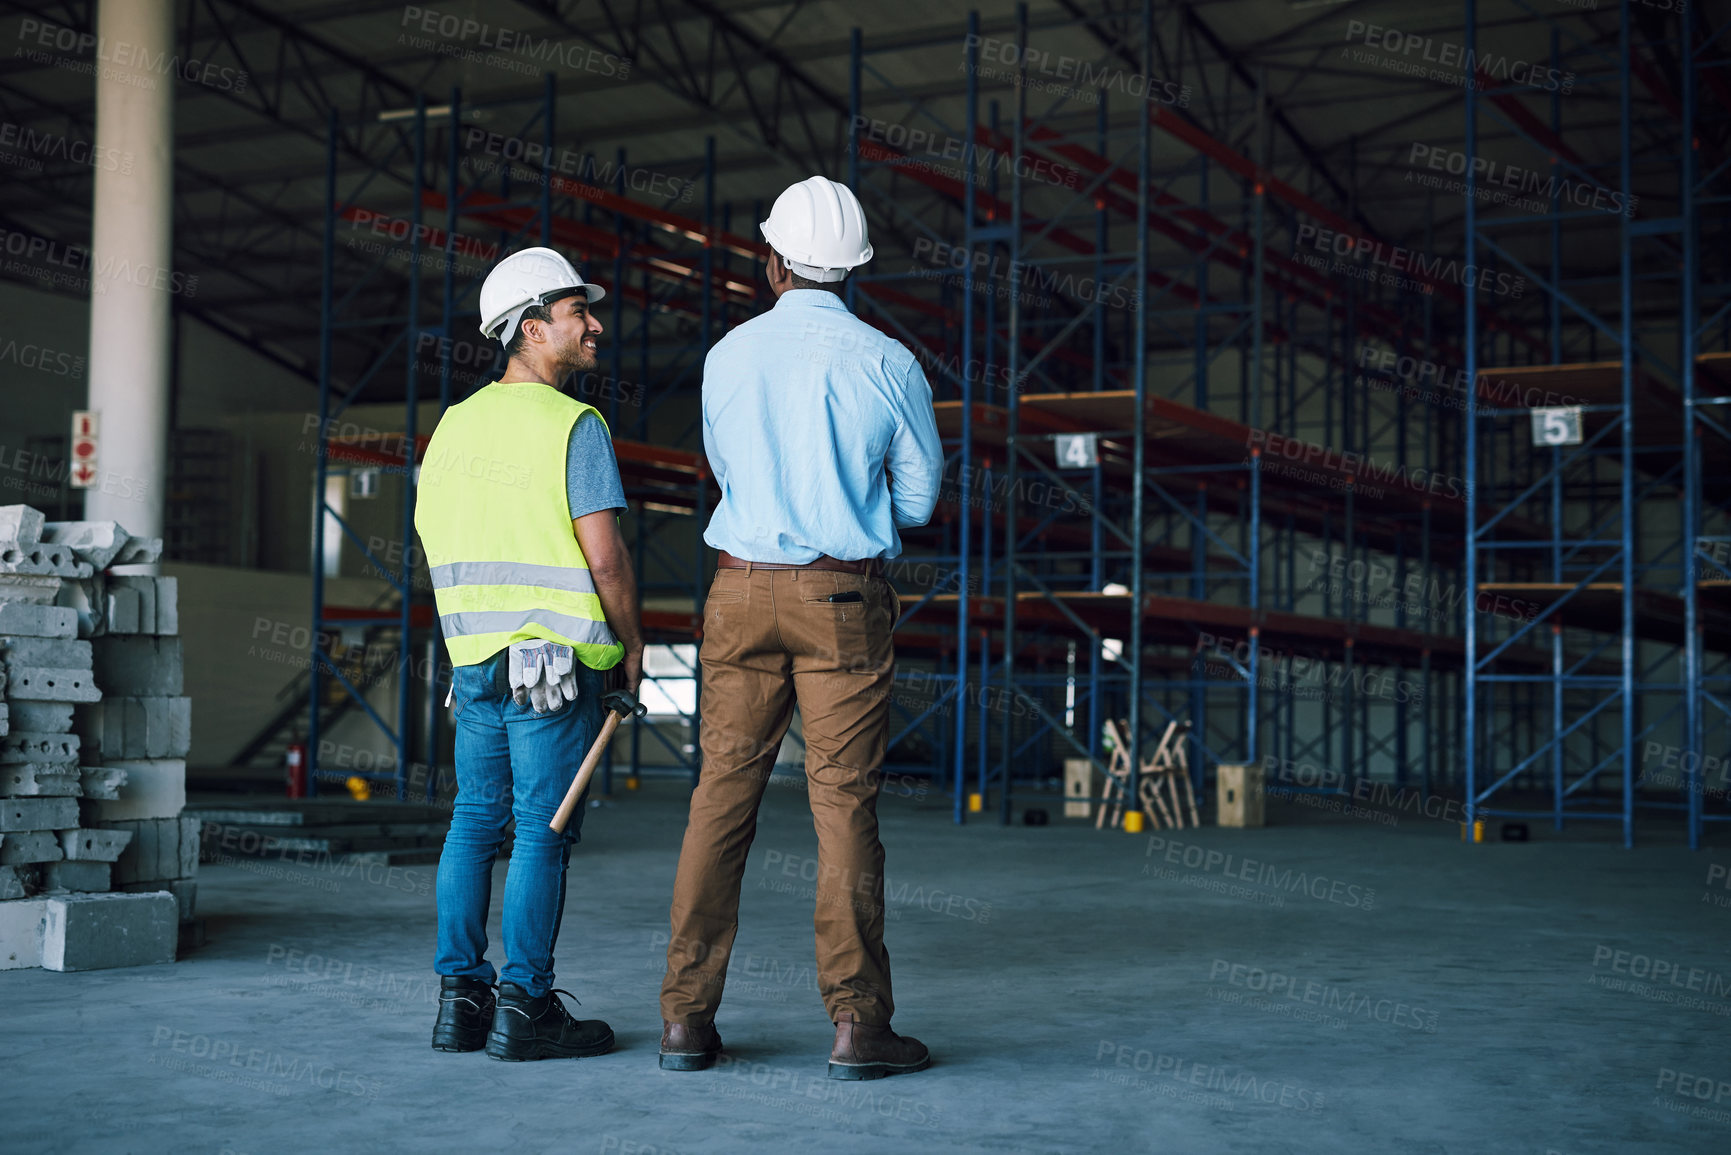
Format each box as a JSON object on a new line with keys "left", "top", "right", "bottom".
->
{"left": 659, "top": 177, "right": 943, "bottom": 1081}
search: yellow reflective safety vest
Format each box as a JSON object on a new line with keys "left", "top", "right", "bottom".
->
{"left": 413, "top": 381, "right": 624, "bottom": 670}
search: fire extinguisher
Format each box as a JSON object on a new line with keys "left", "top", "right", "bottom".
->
{"left": 286, "top": 744, "right": 308, "bottom": 798}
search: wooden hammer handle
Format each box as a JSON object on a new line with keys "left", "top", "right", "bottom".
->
{"left": 549, "top": 711, "right": 623, "bottom": 833}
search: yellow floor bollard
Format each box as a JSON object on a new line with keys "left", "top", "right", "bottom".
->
{"left": 625, "top": 777, "right": 641, "bottom": 791}
{"left": 1123, "top": 810, "right": 1146, "bottom": 833}
{"left": 967, "top": 792, "right": 984, "bottom": 813}
{"left": 1460, "top": 819, "right": 1485, "bottom": 842}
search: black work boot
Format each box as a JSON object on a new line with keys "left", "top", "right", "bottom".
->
{"left": 828, "top": 1009, "right": 930, "bottom": 1080}
{"left": 431, "top": 976, "right": 496, "bottom": 1052}
{"left": 485, "top": 982, "right": 614, "bottom": 1061}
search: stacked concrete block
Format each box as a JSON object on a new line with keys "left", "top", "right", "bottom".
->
{"left": 75, "top": 694, "right": 191, "bottom": 761}
{"left": 0, "top": 896, "right": 45, "bottom": 969}
{"left": 0, "top": 507, "right": 92, "bottom": 580}
{"left": 109, "top": 815, "right": 200, "bottom": 921}
{"left": 0, "top": 507, "right": 192, "bottom": 972}
{"left": 42, "top": 892, "right": 177, "bottom": 971}
{"left": 81, "top": 574, "right": 181, "bottom": 638}
{"left": 1, "top": 863, "right": 36, "bottom": 900}
{"left": 3, "top": 633, "right": 100, "bottom": 708}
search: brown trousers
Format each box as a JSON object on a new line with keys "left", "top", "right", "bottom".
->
{"left": 660, "top": 564, "right": 900, "bottom": 1027}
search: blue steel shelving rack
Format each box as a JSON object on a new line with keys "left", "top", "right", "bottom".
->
{"left": 847, "top": 3, "right": 1469, "bottom": 825}
{"left": 1462, "top": 0, "right": 1720, "bottom": 846}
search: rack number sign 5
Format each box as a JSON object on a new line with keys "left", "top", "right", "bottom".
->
{"left": 1055, "top": 432, "right": 1099, "bottom": 468}
{"left": 1530, "top": 406, "right": 1583, "bottom": 448}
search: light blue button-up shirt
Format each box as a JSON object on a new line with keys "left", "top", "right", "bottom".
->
{"left": 702, "top": 289, "right": 943, "bottom": 563}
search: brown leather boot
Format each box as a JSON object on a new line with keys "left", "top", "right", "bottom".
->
{"left": 659, "top": 1020, "right": 723, "bottom": 1071}
{"left": 828, "top": 1009, "right": 930, "bottom": 1080}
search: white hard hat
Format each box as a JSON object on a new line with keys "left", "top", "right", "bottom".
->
{"left": 759, "top": 176, "right": 873, "bottom": 282}
{"left": 478, "top": 246, "right": 606, "bottom": 345}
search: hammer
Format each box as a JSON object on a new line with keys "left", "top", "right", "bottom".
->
{"left": 549, "top": 689, "right": 648, "bottom": 833}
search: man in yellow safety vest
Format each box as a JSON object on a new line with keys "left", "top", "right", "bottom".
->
{"left": 415, "top": 246, "right": 644, "bottom": 1062}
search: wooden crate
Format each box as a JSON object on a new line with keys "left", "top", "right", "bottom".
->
{"left": 1216, "top": 762, "right": 1264, "bottom": 828}
{"left": 1063, "top": 758, "right": 1095, "bottom": 818}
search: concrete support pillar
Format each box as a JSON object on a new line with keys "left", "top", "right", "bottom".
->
{"left": 83, "top": 0, "right": 174, "bottom": 546}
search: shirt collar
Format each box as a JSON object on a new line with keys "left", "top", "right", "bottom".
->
{"left": 774, "top": 289, "right": 851, "bottom": 313}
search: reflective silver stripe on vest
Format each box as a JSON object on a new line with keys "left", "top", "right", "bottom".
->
{"left": 430, "top": 561, "right": 598, "bottom": 594}
{"left": 439, "top": 609, "right": 618, "bottom": 648}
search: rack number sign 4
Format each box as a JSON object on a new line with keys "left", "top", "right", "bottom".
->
{"left": 1055, "top": 432, "right": 1099, "bottom": 468}
{"left": 1530, "top": 406, "right": 1582, "bottom": 448}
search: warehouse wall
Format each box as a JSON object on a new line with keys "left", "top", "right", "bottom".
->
{"left": 166, "top": 561, "right": 394, "bottom": 768}
{"left": 0, "top": 280, "right": 318, "bottom": 444}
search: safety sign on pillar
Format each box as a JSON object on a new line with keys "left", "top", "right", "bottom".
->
{"left": 70, "top": 410, "right": 99, "bottom": 489}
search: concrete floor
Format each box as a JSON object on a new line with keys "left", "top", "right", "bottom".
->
{"left": 3, "top": 779, "right": 1729, "bottom": 1155}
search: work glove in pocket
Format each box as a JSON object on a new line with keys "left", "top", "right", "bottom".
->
{"left": 507, "top": 640, "right": 580, "bottom": 713}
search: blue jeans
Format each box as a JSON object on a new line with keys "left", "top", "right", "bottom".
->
{"left": 435, "top": 651, "right": 606, "bottom": 997}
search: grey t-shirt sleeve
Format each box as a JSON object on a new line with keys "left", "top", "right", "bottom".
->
{"left": 566, "top": 411, "right": 628, "bottom": 520}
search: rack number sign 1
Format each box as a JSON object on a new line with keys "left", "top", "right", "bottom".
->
{"left": 1530, "top": 406, "right": 1582, "bottom": 448}
{"left": 1055, "top": 432, "right": 1099, "bottom": 468}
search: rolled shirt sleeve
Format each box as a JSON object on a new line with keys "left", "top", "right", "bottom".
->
{"left": 565, "top": 411, "right": 628, "bottom": 519}
{"left": 888, "top": 359, "right": 943, "bottom": 529}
